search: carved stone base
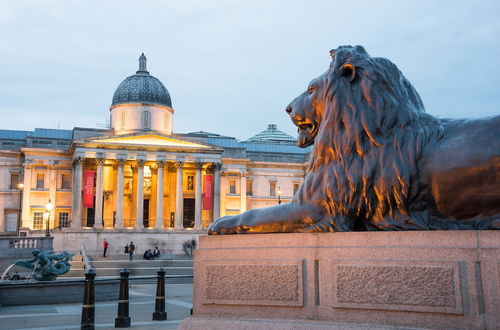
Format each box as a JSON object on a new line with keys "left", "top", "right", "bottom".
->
{"left": 181, "top": 231, "right": 500, "bottom": 330}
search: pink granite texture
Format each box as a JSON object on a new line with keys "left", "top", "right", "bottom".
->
{"left": 182, "top": 231, "right": 500, "bottom": 330}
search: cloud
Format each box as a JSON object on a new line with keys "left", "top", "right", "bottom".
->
{"left": 0, "top": 0, "right": 498, "bottom": 139}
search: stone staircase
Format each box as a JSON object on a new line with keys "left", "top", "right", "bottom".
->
{"left": 59, "top": 254, "right": 86, "bottom": 278}
{"left": 88, "top": 254, "right": 193, "bottom": 284}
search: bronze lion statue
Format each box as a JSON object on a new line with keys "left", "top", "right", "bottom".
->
{"left": 209, "top": 45, "right": 500, "bottom": 234}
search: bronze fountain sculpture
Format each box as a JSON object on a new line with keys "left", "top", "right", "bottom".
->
{"left": 209, "top": 45, "right": 500, "bottom": 234}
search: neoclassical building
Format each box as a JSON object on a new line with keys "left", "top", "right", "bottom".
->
{"left": 0, "top": 54, "right": 309, "bottom": 253}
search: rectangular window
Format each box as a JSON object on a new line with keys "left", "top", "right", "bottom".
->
{"left": 36, "top": 173, "right": 44, "bottom": 189}
{"left": 61, "top": 173, "right": 71, "bottom": 189}
{"left": 293, "top": 183, "right": 300, "bottom": 195}
{"left": 10, "top": 173, "right": 19, "bottom": 189}
{"left": 246, "top": 180, "right": 253, "bottom": 196}
{"left": 33, "top": 212, "right": 44, "bottom": 230}
{"left": 270, "top": 182, "right": 276, "bottom": 197}
{"left": 229, "top": 179, "right": 236, "bottom": 194}
{"left": 120, "top": 112, "right": 126, "bottom": 129}
{"left": 58, "top": 212, "right": 69, "bottom": 228}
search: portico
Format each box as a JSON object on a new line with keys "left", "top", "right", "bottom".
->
{"left": 70, "top": 132, "right": 223, "bottom": 231}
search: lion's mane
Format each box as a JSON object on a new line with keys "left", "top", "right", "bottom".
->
{"left": 297, "top": 46, "right": 444, "bottom": 229}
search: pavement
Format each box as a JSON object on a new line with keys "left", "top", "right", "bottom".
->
{"left": 0, "top": 283, "right": 192, "bottom": 330}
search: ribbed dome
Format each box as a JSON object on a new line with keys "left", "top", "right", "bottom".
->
{"left": 111, "top": 53, "right": 172, "bottom": 108}
{"left": 245, "top": 124, "right": 296, "bottom": 144}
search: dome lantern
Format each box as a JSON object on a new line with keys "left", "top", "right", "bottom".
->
{"left": 137, "top": 53, "right": 148, "bottom": 74}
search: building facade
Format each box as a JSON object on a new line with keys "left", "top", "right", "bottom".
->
{"left": 0, "top": 55, "right": 309, "bottom": 253}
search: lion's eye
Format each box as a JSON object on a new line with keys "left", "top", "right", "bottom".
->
{"left": 307, "top": 86, "right": 315, "bottom": 95}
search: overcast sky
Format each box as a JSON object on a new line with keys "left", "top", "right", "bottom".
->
{"left": 0, "top": 1, "right": 499, "bottom": 140}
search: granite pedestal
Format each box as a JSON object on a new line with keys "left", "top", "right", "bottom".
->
{"left": 180, "top": 231, "right": 500, "bottom": 330}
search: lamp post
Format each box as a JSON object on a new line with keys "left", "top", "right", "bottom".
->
{"left": 277, "top": 187, "right": 282, "bottom": 205}
{"left": 45, "top": 199, "right": 53, "bottom": 237}
{"left": 17, "top": 183, "right": 24, "bottom": 236}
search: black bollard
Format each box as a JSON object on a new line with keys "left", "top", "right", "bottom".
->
{"left": 115, "top": 268, "right": 131, "bottom": 328}
{"left": 152, "top": 268, "right": 167, "bottom": 320}
{"left": 81, "top": 268, "right": 96, "bottom": 330}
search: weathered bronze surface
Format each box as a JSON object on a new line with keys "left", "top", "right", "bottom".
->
{"left": 15, "top": 249, "right": 74, "bottom": 281}
{"left": 209, "top": 45, "right": 500, "bottom": 234}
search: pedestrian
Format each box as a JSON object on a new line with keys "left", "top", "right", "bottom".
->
{"left": 103, "top": 239, "right": 109, "bottom": 257}
{"left": 124, "top": 243, "right": 129, "bottom": 255}
{"left": 128, "top": 241, "right": 135, "bottom": 261}
{"left": 153, "top": 246, "right": 160, "bottom": 258}
{"left": 143, "top": 249, "right": 154, "bottom": 260}
{"left": 10, "top": 271, "right": 21, "bottom": 280}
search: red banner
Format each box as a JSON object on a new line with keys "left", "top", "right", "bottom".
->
{"left": 83, "top": 170, "right": 95, "bottom": 208}
{"left": 202, "top": 175, "right": 213, "bottom": 210}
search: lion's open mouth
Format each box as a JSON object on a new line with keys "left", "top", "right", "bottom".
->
{"left": 298, "top": 123, "right": 313, "bottom": 132}
{"left": 294, "top": 120, "right": 317, "bottom": 147}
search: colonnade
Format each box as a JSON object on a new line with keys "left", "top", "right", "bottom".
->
{"left": 70, "top": 157, "right": 221, "bottom": 231}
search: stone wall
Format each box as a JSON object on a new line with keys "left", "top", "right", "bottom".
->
{"left": 52, "top": 230, "right": 203, "bottom": 256}
{"left": 185, "top": 231, "right": 500, "bottom": 330}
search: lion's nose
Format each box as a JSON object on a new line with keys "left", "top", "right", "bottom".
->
{"left": 285, "top": 106, "right": 292, "bottom": 115}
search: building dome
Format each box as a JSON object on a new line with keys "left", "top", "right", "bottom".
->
{"left": 109, "top": 53, "right": 174, "bottom": 135}
{"left": 245, "top": 124, "right": 296, "bottom": 144}
{"left": 111, "top": 53, "right": 172, "bottom": 108}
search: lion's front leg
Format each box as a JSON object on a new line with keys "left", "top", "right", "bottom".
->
{"left": 208, "top": 202, "right": 325, "bottom": 234}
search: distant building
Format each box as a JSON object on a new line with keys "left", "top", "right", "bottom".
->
{"left": 0, "top": 54, "right": 309, "bottom": 253}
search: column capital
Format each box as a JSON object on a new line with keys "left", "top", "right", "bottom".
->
{"left": 195, "top": 162, "right": 204, "bottom": 169}
{"left": 136, "top": 159, "right": 146, "bottom": 167}
{"left": 213, "top": 162, "right": 223, "bottom": 171}
{"left": 240, "top": 171, "right": 247, "bottom": 177}
{"left": 73, "top": 157, "right": 84, "bottom": 166}
{"left": 23, "top": 160, "right": 33, "bottom": 169}
{"left": 156, "top": 160, "right": 166, "bottom": 168}
{"left": 95, "top": 158, "right": 105, "bottom": 166}
{"left": 175, "top": 161, "right": 184, "bottom": 169}
{"left": 117, "top": 159, "right": 127, "bottom": 167}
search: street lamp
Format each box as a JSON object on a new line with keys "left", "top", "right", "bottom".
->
{"left": 45, "top": 199, "right": 53, "bottom": 237}
{"left": 17, "top": 183, "right": 24, "bottom": 236}
{"left": 277, "top": 186, "right": 282, "bottom": 205}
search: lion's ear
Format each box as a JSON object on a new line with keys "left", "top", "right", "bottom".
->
{"left": 340, "top": 62, "right": 356, "bottom": 83}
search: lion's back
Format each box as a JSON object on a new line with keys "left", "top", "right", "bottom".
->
{"left": 422, "top": 115, "right": 500, "bottom": 220}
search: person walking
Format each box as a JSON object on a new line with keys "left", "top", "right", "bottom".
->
{"left": 128, "top": 241, "right": 135, "bottom": 261}
{"left": 103, "top": 239, "right": 109, "bottom": 258}
{"left": 124, "top": 243, "right": 129, "bottom": 255}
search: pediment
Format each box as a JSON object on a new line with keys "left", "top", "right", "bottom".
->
{"left": 82, "top": 134, "right": 211, "bottom": 149}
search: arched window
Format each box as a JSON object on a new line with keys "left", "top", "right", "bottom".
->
{"left": 120, "top": 112, "right": 126, "bottom": 129}
{"left": 142, "top": 110, "right": 151, "bottom": 129}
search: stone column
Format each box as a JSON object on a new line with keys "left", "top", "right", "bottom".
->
{"left": 240, "top": 171, "right": 247, "bottom": 213}
{"left": 94, "top": 158, "right": 104, "bottom": 229}
{"left": 155, "top": 160, "right": 165, "bottom": 229}
{"left": 21, "top": 162, "right": 32, "bottom": 228}
{"left": 175, "top": 161, "right": 184, "bottom": 229}
{"left": 71, "top": 157, "right": 84, "bottom": 230}
{"left": 213, "top": 162, "right": 222, "bottom": 220}
{"left": 115, "top": 159, "right": 126, "bottom": 229}
{"left": 135, "top": 160, "right": 146, "bottom": 230}
{"left": 48, "top": 164, "right": 58, "bottom": 228}
{"left": 194, "top": 162, "right": 203, "bottom": 229}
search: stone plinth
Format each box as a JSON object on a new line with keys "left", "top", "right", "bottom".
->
{"left": 181, "top": 231, "right": 500, "bottom": 330}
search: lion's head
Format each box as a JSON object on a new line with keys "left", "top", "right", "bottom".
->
{"left": 287, "top": 45, "right": 443, "bottom": 227}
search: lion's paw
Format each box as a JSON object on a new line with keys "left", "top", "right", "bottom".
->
{"left": 207, "top": 215, "right": 241, "bottom": 235}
